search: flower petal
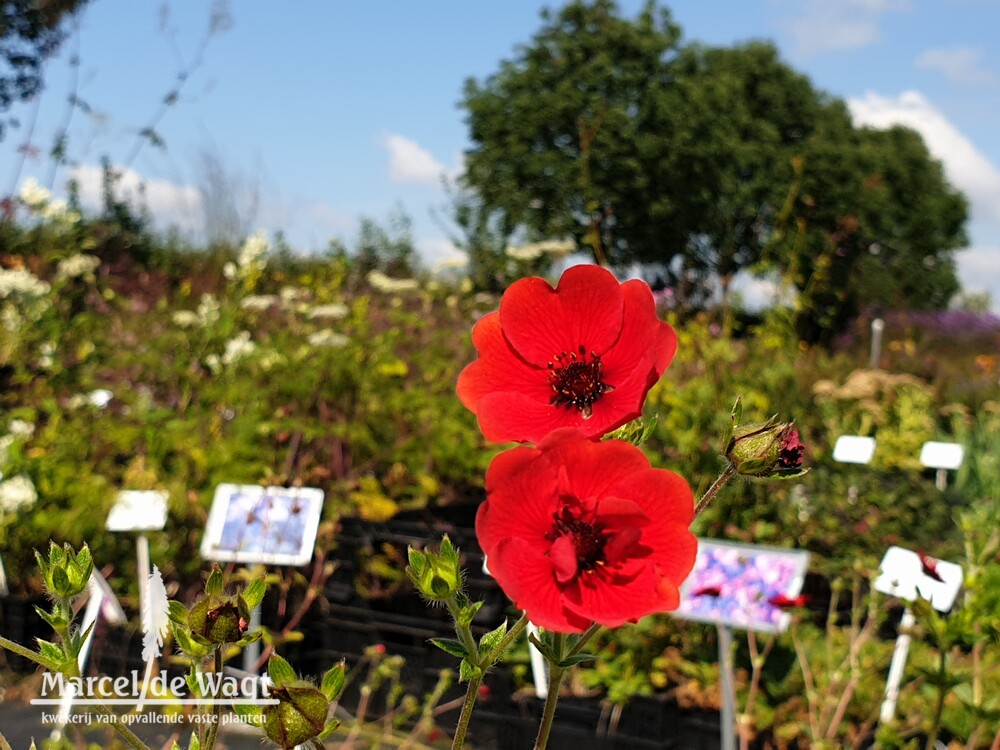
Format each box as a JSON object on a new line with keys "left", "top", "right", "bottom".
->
{"left": 456, "top": 312, "right": 549, "bottom": 415}
{"left": 601, "top": 279, "right": 677, "bottom": 378}
{"left": 499, "top": 265, "right": 624, "bottom": 366}
{"left": 537, "top": 429, "right": 653, "bottom": 501}
{"left": 478, "top": 447, "right": 558, "bottom": 553}
{"left": 490, "top": 537, "right": 591, "bottom": 633}
{"left": 562, "top": 566, "right": 680, "bottom": 628}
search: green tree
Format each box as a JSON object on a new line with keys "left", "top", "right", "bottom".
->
{"left": 1, "top": 0, "right": 88, "bottom": 140}
{"left": 460, "top": 0, "right": 968, "bottom": 341}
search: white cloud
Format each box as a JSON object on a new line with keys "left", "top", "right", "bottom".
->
{"left": 70, "top": 163, "right": 203, "bottom": 233}
{"left": 416, "top": 237, "right": 467, "bottom": 269}
{"left": 915, "top": 47, "right": 998, "bottom": 85}
{"left": 848, "top": 92, "right": 1000, "bottom": 310}
{"left": 955, "top": 245, "right": 1000, "bottom": 310}
{"left": 848, "top": 90, "right": 1000, "bottom": 224}
{"left": 382, "top": 134, "right": 453, "bottom": 185}
{"left": 780, "top": 0, "right": 909, "bottom": 58}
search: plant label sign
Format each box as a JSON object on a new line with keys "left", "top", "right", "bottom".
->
{"left": 918, "top": 441, "right": 964, "bottom": 471}
{"left": 874, "top": 546, "right": 962, "bottom": 612}
{"left": 201, "top": 484, "right": 324, "bottom": 566}
{"left": 674, "top": 539, "right": 811, "bottom": 633}
{"left": 832, "top": 435, "right": 876, "bottom": 464}
{"left": 106, "top": 490, "right": 169, "bottom": 532}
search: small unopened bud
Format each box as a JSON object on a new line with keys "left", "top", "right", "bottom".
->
{"left": 725, "top": 410, "right": 807, "bottom": 480}
{"left": 189, "top": 596, "right": 246, "bottom": 645}
{"left": 264, "top": 682, "right": 330, "bottom": 748}
{"left": 406, "top": 536, "right": 463, "bottom": 602}
{"left": 35, "top": 543, "right": 93, "bottom": 600}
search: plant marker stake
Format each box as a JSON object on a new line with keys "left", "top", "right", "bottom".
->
{"left": 243, "top": 603, "right": 263, "bottom": 673}
{"left": 869, "top": 318, "right": 884, "bottom": 369}
{"left": 717, "top": 623, "right": 737, "bottom": 750}
{"left": 527, "top": 622, "right": 549, "bottom": 699}
{"left": 879, "top": 607, "right": 915, "bottom": 723}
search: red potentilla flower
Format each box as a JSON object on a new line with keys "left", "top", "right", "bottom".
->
{"left": 457, "top": 265, "right": 677, "bottom": 444}
{"left": 476, "top": 428, "right": 697, "bottom": 633}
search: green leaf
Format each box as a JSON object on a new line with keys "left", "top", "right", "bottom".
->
{"left": 478, "top": 620, "right": 508, "bottom": 659}
{"left": 35, "top": 639, "right": 64, "bottom": 669}
{"left": 187, "top": 733, "right": 201, "bottom": 750}
{"left": 430, "top": 638, "right": 468, "bottom": 659}
{"left": 320, "top": 662, "right": 346, "bottom": 702}
{"left": 557, "top": 653, "right": 597, "bottom": 667}
{"left": 267, "top": 653, "right": 298, "bottom": 686}
{"left": 458, "top": 658, "right": 481, "bottom": 683}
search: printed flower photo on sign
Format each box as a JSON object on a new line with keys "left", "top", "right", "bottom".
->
{"left": 457, "top": 264, "right": 677, "bottom": 444}
{"left": 476, "top": 428, "right": 697, "bottom": 633}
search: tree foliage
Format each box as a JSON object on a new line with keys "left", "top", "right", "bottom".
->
{"left": 459, "top": 0, "right": 968, "bottom": 341}
{"left": 1, "top": 0, "right": 88, "bottom": 140}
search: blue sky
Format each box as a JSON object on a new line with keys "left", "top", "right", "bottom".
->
{"left": 4, "top": 0, "right": 999, "bottom": 309}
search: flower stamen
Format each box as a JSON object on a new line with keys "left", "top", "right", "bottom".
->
{"left": 547, "top": 344, "right": 614, "bottom": 419}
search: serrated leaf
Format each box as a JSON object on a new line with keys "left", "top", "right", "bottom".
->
{"left": 241, "top": 577, "right": 267, "bottom": 610}
{"left": 321, "top": 662, "right": 346, "bottom": 702}
{"left": 35, "top": 639, "right": 65, "bottom": 668}
{"left": 267, "top": 653, "right": 297, "bottom": 685}
{"left": 478, "top": 621, "right": 508, "bottom": 658}
{"left": 430, "top": 638, "right": 468, "bottom": 659}
{"left": 458, "top": 658, "right": 481, "bottom": 683}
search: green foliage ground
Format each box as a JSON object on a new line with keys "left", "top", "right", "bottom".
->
{"left": 2, "top": 204, "right": 999, "bottom": 747}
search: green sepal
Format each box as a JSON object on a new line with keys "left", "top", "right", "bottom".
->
{"left": 167, "top": 600, "right": 189, "bottom": 626}
{"left": 430, "top": 638, "right": 468, "bottom": 659}
{"left": 233, "top": 701, "right": 264, "bottom": 723}
{"left": 268, "top": 653, "right": 298, "bottom": 686}
{"left": 318, "top": 719, "right": 341, "bottom": 740}
{"left": 173, "top": 627, "right": 211, "bottom": 660}
{"left": 236, "top": 629, "right": 263, "bottom": 648}
{"left": 205, "top": 567, "right": 224, "bottom": 596}
{"left": 320, "top": 661, "right": 346, "bottom": 702}
{"left": 241, "top": 577, "right": 267, "bottom": 609}
{"left": 186, "top": 733, "right": 201, "bottom": 750}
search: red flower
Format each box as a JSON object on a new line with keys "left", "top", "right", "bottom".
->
{"left": 476, "top": 428, "right": 697, "bottom": 633}
{"left": 457, "top": 265, "right": 677, "bottom": 444}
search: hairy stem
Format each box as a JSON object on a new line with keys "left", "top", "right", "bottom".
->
{"left": 694, "top": 464, "right": 737, "bottom": 518}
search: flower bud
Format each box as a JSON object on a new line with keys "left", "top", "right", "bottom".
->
{"left": 35, "top": 543, "right": 93, "bottom": 600}
{"left": 188, "top": 595, "right": 248, "bottom": 645}
{"left": 263, "top": 681, "right": 330, "bottom": 749}
{"left": 406, "top": 536, "right": 463, "bottom": 602}
{"left": 725, "top": 412, "right": 807, "bottom": 480}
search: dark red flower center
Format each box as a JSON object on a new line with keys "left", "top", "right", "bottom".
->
{"left": 546, "top": 505, "right": 607, "bottom": 573}
{"left": 547, "top": 345, "right": 614, "bottom": 419}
